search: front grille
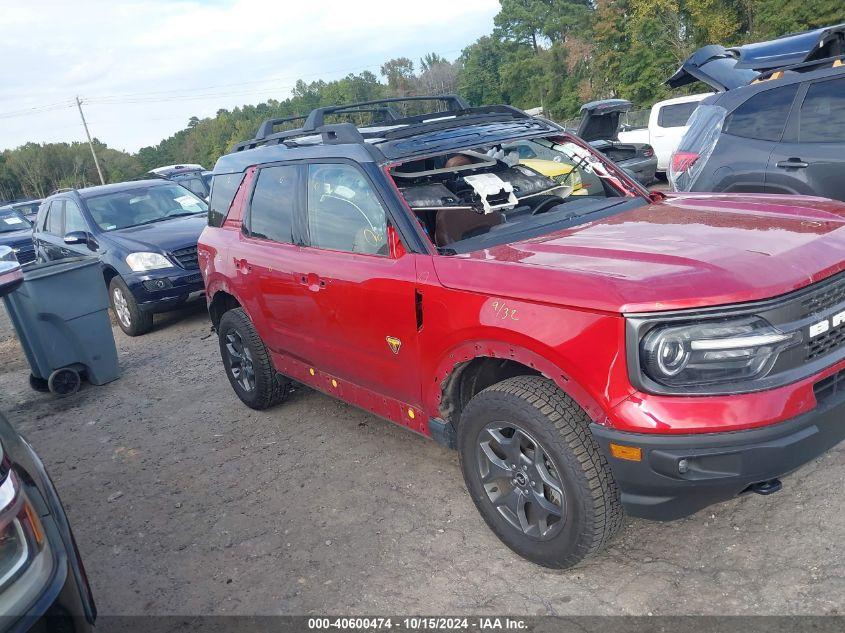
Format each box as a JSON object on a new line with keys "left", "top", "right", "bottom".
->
{"left": 813, "top": 368, "right": 845, "bottom": 402}
{"left": 14, "top": 247, "right": 35, "bottom": 264}
{"left": 171, "top": 246, "right": 198, "bottom": 269}
{"left": 807, "top": 326, "right": 845, "bottom": 361}
{"left": 800, "top": 272, "right": 845, "bottom": 318}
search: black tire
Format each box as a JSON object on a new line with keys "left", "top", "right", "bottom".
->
{"left": 109, "top": 277, "right": 153, "bottom": 336}
{"left": 218, "top": 308, "right": 290, "bottom": 410}
{"left": 458, "top": 375, "right": 622, "bottom": 568}
{"left": 48, "top": 368, "right": 81, "bottom": 397}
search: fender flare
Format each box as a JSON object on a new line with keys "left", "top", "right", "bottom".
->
{"left": 424, "top": 338, "right": 606, "bottom": 424}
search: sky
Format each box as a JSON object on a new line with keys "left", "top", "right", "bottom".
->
{"left": 0, "top": 0, "right": 500, "bottom": 153}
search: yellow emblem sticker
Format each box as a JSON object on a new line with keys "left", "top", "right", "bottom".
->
{"left": 386, "top": 336, "right": 402, "bottom": 355}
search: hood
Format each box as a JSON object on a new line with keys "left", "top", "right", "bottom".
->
{"left": 103, "top": 214, "right": 205, "bottom": 254}
{"left": 0, "top": 227, "right": 34, "bottom": 250}
{"left": 576, "top": 99, "right": 631, "bottom": 142}
{"left": 667, "top": 24, "right": 845, "bottom": 91}
{"left": 431, "top": 193, "right": 845, "bottom": 314}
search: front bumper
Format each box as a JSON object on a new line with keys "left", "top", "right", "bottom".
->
{"left": 592, "top": 384, "right": 845, "bottom": 520}
{"left": 125, "top": 267, "right": 205, "bottom": 313}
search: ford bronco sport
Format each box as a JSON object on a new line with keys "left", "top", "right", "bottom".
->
{"left": 198, "top": 96, "right": 845, "bottom": 568}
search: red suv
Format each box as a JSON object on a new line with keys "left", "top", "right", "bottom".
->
{"left": 198, "top": 96, "right": 845, "bottom": 568}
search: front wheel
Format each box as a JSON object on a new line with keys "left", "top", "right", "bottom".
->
{"left": 109, "top": 277, "right": 153, "bottom": 336}
{"left": 458, "top": 375, "right": 623, "bottom": 568}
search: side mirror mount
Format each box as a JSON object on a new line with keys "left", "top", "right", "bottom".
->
{"left": 64, "top": 231, "right": 98, "bottom": 251}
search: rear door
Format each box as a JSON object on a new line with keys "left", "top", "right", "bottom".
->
{"left": 295, "top": 160, "right": 422, "bottom": 407}
{"left": 231, "top": 163, "right": 315, "bottom": 363}
{"left": 707, "top": 83, "right": 799, "bottom": 192}
{"left": 765, "top": 76, "right": 845, "bottom": 202}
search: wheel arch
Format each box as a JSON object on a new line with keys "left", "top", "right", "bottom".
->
{"left": 426, "top": 339, "right": 606, "bottom": 430}
{"left": 208, "top": 289, "right": 243, "bottom": 328}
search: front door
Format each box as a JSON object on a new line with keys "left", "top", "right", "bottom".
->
{"left": 295, "top": 161, "right": 422, "bottom": 408}
{"left": 765, "top": 76, "right": 845, "bottom": 202}
{"left": 61, "top": 199, "right": 97, "bottom": 257}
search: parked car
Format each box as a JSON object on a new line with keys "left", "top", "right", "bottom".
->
{"left": 199, "top": 95, "right": 845, "bottom": 569}
{"left": 575, "top": 100, "right": 657, "bottom": 185}
{"left": 33, "top": 181, "right": 207, "bottom": 336}
{"left": 149, "top": 164, "right": 212, "bottom": 199}
{"left": 0, "top": 200, "right": 42, "bottom": 224}
{"left": 0, "top": 247, "right": 96, "bottom": 631}
{"left": 0, "top": 206, "right": 36, "bottom": 264}
{"left": 668, "top": 23, "right": 845, "bottom": 200}
{"left": 617, "top": 93, "right": 712, "bottom": 174}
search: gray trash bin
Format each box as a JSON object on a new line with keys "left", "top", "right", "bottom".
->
{"left": 2, "top": 257, "right": 119, "bottom": 396}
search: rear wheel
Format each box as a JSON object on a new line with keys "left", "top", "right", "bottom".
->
{"left": 109, "top": 277, "right": 153, "bottom": 336}
{"left": 458, "top": 375, "right": 622, "bottom": 568}
{"left": 218, "top": 308, "right": 290, "bottom": 410}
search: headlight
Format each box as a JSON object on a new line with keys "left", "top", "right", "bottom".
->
{"left": 126, "top": 252, "right": 173, "bottom": 272}
{"left": 0, "top": 470, "right": 47, "bottom": 592}
{"left": 638, "top": 316, "right": 800, "bottom": 389}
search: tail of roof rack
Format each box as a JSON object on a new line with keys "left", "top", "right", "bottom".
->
{"left": 230, "top": 95, "right": 533, "bottom": 153}
{"left": 50, "top": 187, "right": 76, "bottom": 195}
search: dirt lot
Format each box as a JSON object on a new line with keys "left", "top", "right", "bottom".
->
{"left": 0, "top": 303, "right": 843, "bottom": 616}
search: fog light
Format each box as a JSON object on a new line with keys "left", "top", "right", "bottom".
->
{"left": 142, "top": 278, "right": 173, "bottom": 292}
{"left": 609, "top": 443, "right": 642, "bottom": 462}
{"left": 678, "top": 458, "right": 690, "bottom": 474}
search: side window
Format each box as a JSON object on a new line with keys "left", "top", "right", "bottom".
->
{"left": 657, "top": 102, "right": 699, "bottom": 128}
{"left": 63, "top": 200, "right": 89, "bottom": 235}
{"left": 724, "top": 84, "right": 798, "bottom": 142}
{"left": 306, "top": 163, "right": 389, "bottom": 256}
{"left": 799, "top": 77, "right": 845, "bottom": 143}
{"left": 247, "top": 165, "right": 297, "bottom": 244}
{"left": 44, "top": 201, "right": 64, "bottom": 235}
{"left": 208, "top": 172, "right": 244, "bottom": 228}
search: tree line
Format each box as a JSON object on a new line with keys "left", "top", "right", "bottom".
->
{"left": 2, "top": 0, "right": 841, "bottom": 201}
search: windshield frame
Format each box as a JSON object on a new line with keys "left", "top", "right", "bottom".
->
{"left": 84, "top": 183, "right": 208, "bottom": 232}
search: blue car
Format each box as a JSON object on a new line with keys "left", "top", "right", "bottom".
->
{"left": 0, "top": 206, "right": 36, "bottom": 265}
{"left": 32, "top": 180, "right": 207, "bottom": 336}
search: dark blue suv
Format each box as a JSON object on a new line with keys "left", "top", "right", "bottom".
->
{"left": 33, "top": 180, "right": 207, "bottom": 336}
{"left": 0, "top": 206, "right": 36, "bottom": 264}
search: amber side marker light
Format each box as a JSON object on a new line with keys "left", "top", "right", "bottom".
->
{"left": 609, "top": 443, "right": 643, "bottom": 462}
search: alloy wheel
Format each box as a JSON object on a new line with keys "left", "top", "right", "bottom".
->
{"left": 225, "top": 329, "right": 256, "bottom": 392}
{"left": 476, "top": 422, "right": 565, "bottom": 540}
{"left": 113, "top": 287, "right": 131, "bottom": 327}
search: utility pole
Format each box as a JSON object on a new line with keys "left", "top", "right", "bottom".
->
{"left": 75, "top": 96, "right": 105, "bottom": 185}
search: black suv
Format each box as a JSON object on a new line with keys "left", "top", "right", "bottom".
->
{"left": 669, "top": 23, "right": 845, "bottom": 201}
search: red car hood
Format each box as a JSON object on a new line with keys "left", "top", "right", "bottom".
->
{"left": 432, "top": 193, "right": 845, "bottom": 313}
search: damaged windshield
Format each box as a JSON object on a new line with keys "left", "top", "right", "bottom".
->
{"left": 391, "top": 135, "right": 643, "bottom": 252}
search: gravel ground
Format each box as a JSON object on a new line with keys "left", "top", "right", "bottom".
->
{"left": 0, "top": 303, "right": 842, "bottom": 616}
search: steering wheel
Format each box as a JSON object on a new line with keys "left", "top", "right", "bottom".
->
{"left": 530, "top": 196, "right": 564, "bottom": 216}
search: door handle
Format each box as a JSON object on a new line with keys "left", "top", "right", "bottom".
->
{"left": 235, "top": 258, "right": 252, "bottom": 273}
{"left": 299, "top": 272, "right": 326, "bottom": 292}
{"left": 776, "top": 158, "right": 809, "bottom": 169}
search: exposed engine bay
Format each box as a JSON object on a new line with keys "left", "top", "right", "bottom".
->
{"left": 391, "top": 139, "right": 624, "bottom": 249}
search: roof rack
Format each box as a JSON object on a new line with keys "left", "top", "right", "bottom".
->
{"left": 752, "top": 54, "right": 845, "bottom": 82}
{"left": 230, "top": 95, "right": 534, "bottom": 153}
{"left": 50, "top": 187, "right": 76, "bottom": 195}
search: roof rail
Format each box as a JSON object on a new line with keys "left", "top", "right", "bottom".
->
{"left": 255, "top": 114, "right": 309, "bottom": 140}
{"left": 231, "top": 95, "right": 531, "bottom": 154}
{"left": 50, "top": 187, "right": 76, "bottom": 195}
{"left": 753, "top": 54, "right": 845, "bottom": 82}
{"left": 303, "top": 95, "right": 470, "bottom": 129}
